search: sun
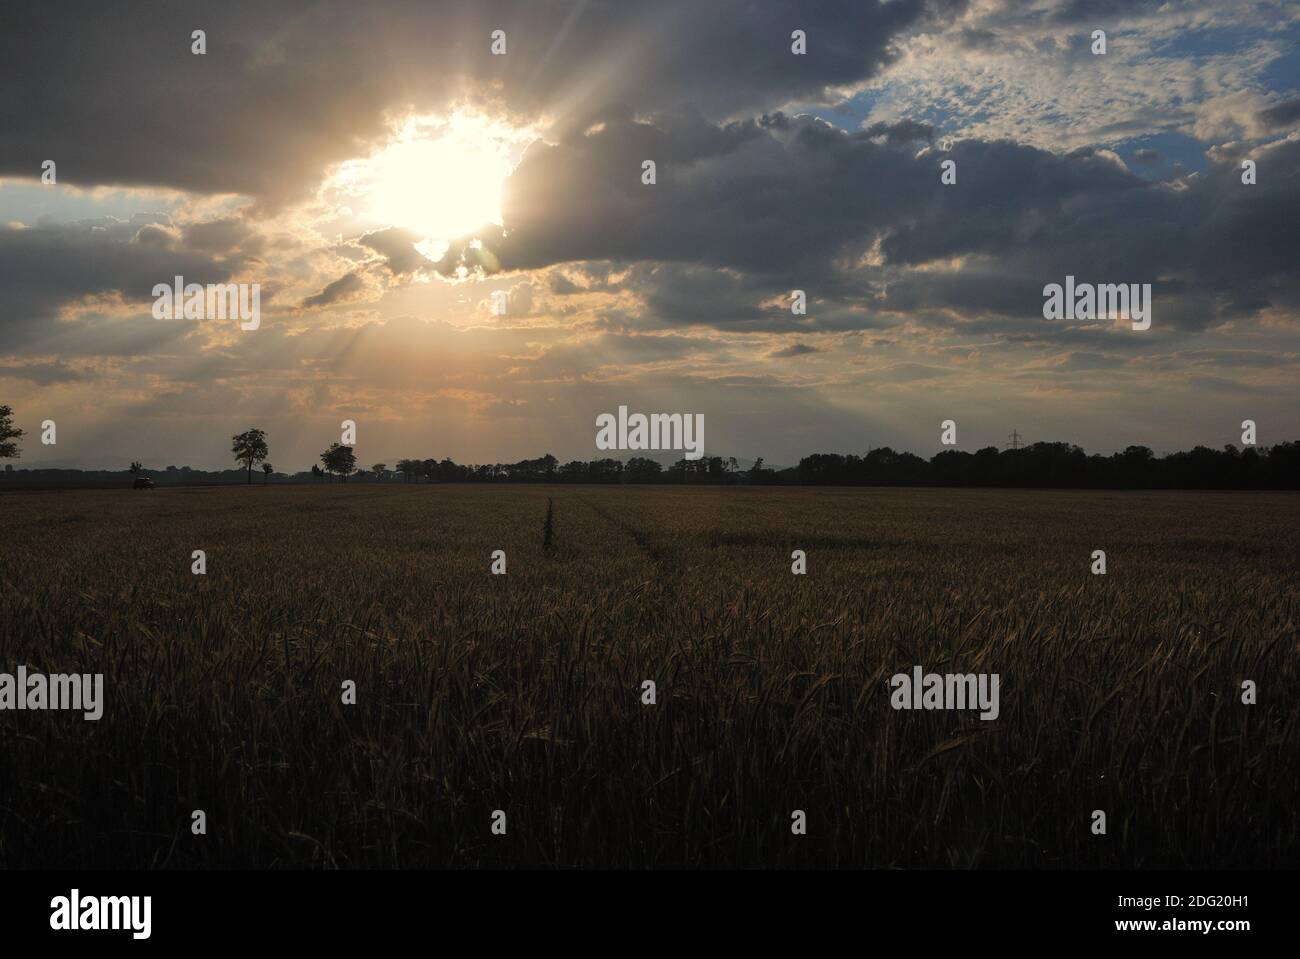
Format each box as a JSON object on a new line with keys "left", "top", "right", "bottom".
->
{"left": 329, "top": 112, "right": 533, "bottom": 246}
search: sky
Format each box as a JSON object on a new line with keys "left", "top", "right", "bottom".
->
{"left": 1, "top": 0, "right": 1298, "bottom": 471}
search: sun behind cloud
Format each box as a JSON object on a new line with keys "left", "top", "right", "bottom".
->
{"left": 325, "top": 111, "right": 535, "bottom": 247}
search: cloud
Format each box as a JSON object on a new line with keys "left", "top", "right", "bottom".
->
{"left": 860, "top": 0, "right": 1297, "bottom": 152}
{"left": 1258, "top": 97, "right": 1300, "bottom": 130}
{"left": 0, "top": 359, "right": 91, "bottom": 385}
{"left": 548, "top": 271, "right": 580, "bottom": 294}
{"left": 132, "top": 222, "right": 180, "bottom": 248}
{"left": 302, "top": 270, "right": 371, "bottom": 309}
{"left": 182, "top": 217, "right": 260, "bottom": 254}
{"left": 0, "top": 216, "right": 248, "bottom": 348}
{"left": 358, "top": 227, "right": 436, "bottom": 275}
{"left": 768, "top": 342, "right": 822, "bottom": 357}
{"left": 1050, "top": 351, "right": 1127, "bottom": 371}
{"left": 437, "top": 112, "right": 1300, "bottom": 335}
{"left": 0, "top": 0, "right": 944, "bottom": 206}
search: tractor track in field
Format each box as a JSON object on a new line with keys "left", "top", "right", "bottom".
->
{"left": 576, "top": 494, "right": 672, "bottom": 567}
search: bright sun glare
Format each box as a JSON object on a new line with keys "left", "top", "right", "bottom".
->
{"left": 331, "top": 113, "right": 531, "bottom": 246}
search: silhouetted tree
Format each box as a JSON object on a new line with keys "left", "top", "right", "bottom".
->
{"left": 321, "top": 442, "right": 356, "bottom": 482}
{"left": 748, "top": 457, "right": 776, "bottom": 485}
{"left": 0, "top": 406, "right": 23, "bottom": 459}
{"left": 558, "top": 460, "right": 587, "bottom": 481}
{"left": 231, "top": 428, "right": 269, "bottom": 485}
{"left": 625, "top": 457, "right": 663, "bottom": 483}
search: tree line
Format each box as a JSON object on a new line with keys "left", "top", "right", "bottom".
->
{"left": 2, "top": 407, "right": 1297, "bottom": 489}
{"left": 380, "top": 443, "right": 1300, "bottom": 489}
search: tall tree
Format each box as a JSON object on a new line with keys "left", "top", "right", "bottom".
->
{"left": 321, "top": 442, "right": 356, "bottom": 482}
{"left": 0, "top": 406, "right": 23, "bottom": 459}
{"left": 231, "top": 429, "right": 269, "bottom": 485}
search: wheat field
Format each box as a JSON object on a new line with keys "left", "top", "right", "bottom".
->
{"left": 0, "top": 484, "right": 1296, "bottom": 868}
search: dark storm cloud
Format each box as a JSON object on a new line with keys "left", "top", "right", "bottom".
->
{"left": 0, "top": 0, "right": 945, "bottom": 204}
{"left": 475, "top": 112, "right": 912, "bottom": 281}
{"left": 872, "top": 142, "right": 1141, "bottom": 268}
{"left": 450, "top": 112, "right": 1300, "bottom": 334}
{"left": 1258, "top": 97, "right": 1300, "bottom": 130}
{"left": 637, "top": 264, "right": 770, "bottom": 326}
{"left": 0, "top": 216, "right": 248, "bottom": 347}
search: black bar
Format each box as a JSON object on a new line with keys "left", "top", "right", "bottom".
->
{"left": 2, "top": 869, "right": 1276, "bottom": 945}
